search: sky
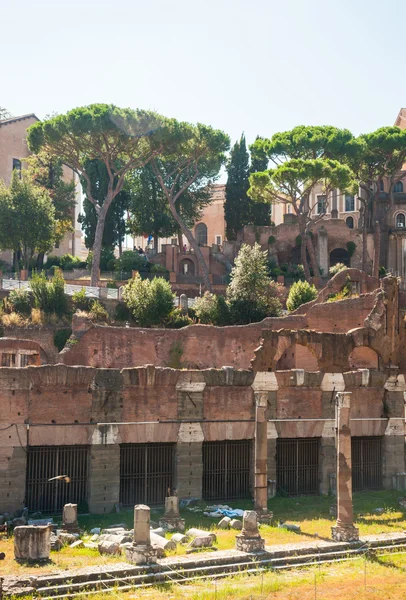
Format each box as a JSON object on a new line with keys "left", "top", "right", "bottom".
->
{"left": 2, "top": 0, "right": 406, "bottom": 151}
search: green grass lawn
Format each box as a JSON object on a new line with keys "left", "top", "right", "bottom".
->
{"left": 2, "top": 490, "right": 406, "bottom": 578}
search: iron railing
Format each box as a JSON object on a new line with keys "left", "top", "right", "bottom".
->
{"left": 26, "top": 445, "right": 89, "bottom": 513}
{"left": 202, "top": 439, "right": 252, "bottom": 501}
{"left": 120, "top": 443, "right": 175, "bottom": 506}
{"left": 276, "top": 438, "right": 320, "bottom": 496}
{"left": 352, "top": 436, "right": 383, "bottom": 491}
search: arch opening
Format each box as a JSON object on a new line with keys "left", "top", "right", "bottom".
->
{"left": 348, "top": 346, "right": 379, "bottom": 370}
{"left": 276, "top": 343, "right": 319, "bottom": 371}
{"left": 330, "top": 247, "right": 350, "bottom": 267}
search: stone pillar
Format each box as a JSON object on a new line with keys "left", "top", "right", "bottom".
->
{"left": 179, "top": 294, "right": 188, "bottom": 315}
{"left": 317, "top": 226, "right": 329, "bottom": 276}
{"left": 125, "top": 505, "right": 158, "bottom": 565}
{"left": 235, "top": 510, "right": 265, "bottom": 553}
{"left": 159, "top": 496, "right": 185, "bottom": 532}
{"left": 62, "top": 503, "right": 79, "bottom": 533}
{"left": 14, "top": 526, "right": 51, "bottom": 562}
{"left": 88, "top": 443, "right": 120, "bottom": 514}
{"left": 331, "top": 392, "right": 359, "bottom": 542}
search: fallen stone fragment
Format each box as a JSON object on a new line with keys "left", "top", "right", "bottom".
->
{"left": 98, "top": 540, "right": 121, "bottom": 555}
{"left": 151, "top": 527, "right": 166, "bottom": 538}
{"left": 230, "top": 519, "right": 242, "bottom": 530}
{"left": 70, "top": 540, "right": 84, "bottom": 549}
{"left": 171, "top": 533, "right": 187, "bottom": 544}
{"left": 58, "top": 532, "right": 78, "bottom": 546}
{"left": 186, "top": 528, "right": 217, "bottom": 542}
{"left": 150, "top": 531, "right": 176, "bottom": 550}
{"left": 83, "top": 542, "right": 98, "bottom": 549}
{"left": 91, "top": 534, "right": 99, "bottom": 542}
{"left": 218, "top": 517, "right": 231, "bottom": 529}
{"left": 188, "top": 535, "right": 213, "bottom": 548}
{"left": 98, "top": 532, "right": 132, "bottom": 544}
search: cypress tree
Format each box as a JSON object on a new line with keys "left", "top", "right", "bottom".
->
{"left": 224, "top": 134, "right": 251, "bottom": 241}
{"left": 249, "top": 136, "right": 271, "bottom": 226}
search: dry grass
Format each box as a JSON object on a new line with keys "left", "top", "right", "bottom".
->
{"left": 1, "top": 311, "right": 24, "bottom": 326}
{"left": 30, "top": 308, "right": 44, "bottom": 325}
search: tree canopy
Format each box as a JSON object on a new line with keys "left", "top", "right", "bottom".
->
{"left": 150, "top": 120, "right": 230, "bottom": 291}
{"left": 0, "top": 171, "right": 56, "bottom": 268}
{"left": 27, "top": 104, "right": 167, "bottom": 284}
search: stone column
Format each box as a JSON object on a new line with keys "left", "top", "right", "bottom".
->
{"left": 62, "top": 503, "right": 79, "bottom": 533}
{"left": 159, "top": 496, "right": 185, "bottom": 532}
{"left": 331, "top": 392, "right": 359, "bottom": 542}
{"left": 88, "top": 443, "right": 120, "bottom": 514}
{"left": 316, "top": 226, "right": 329, "bottom": 276}
{"left": 14, "top": 525, "right": 51, "bottom": 562}
{"left": 235, "top": 510, "right": 265, "bottom": 553}
{"left": 125, "top": 505, "right": 158, "bottom": 565}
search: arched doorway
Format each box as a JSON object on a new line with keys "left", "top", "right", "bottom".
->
{"left": 346, "top": 216, "right": 354, "bottom": 229}
{"left": 179, "top": 258, "right": 195, "bottom": 276}
{"left": 330, "top": 248, "right": 350, "bottom": 267}
{"left": 195, "top": 223, "right": 208, "bottom": 246}
{"left": 276, "top": 344, "right": 318, "bottom": 371}
{"left": 290, "top": 245, "right": 310, "bottom": 265}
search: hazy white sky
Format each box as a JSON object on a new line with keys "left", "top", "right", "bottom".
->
{"left": 2, "top": 0, "right": 405, "bottom": 148}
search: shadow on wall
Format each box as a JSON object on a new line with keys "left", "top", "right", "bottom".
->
{"left": 348, "top": 346, "right": 379, "bottom": 370}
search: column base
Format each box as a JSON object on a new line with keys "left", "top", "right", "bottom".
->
{"left": 125, "top": 544, "right": 159, "bottom": 565}
{"left": 331, "top": 525, "right": 359, "bottom": 542}
{"left": 255, "top": 509, "right": 273, "bottom": 525}
{"left": 236, "top": 534, "right": 265, "bottom": 553}
{"left": 158, "top": 517, "right": 186, "bottom": 532}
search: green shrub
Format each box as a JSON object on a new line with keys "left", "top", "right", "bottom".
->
{"left": 30, "top": 270, "right": 68, "bottom": 316}
{"left": 72, "top": 288, "right": 93, "bottom": 312}
{"left": 379, "top": 266, "right": 387, "bottom": 277}
{"left": 268, "top": 235, "right": 276, "bottom": 245}
{"left": 60, "top": 254, "right": 82, "bottom": 271}
{"left": 327, "top": 277, "right": 353, "bottom": 303}
{"left": 295, "top": 235, "right": 302, "bottom": 246}
{"left": 280, "top": 263, "right": 306, "bottom": 281}
{"left": 329, "top": 262, "right": 348, "bottom": 276}
{"left": 194, "top": 292, "right": 230, "bottom": 326}
{"left": 114, "top": 302, "right": 132, "bottom": 322}
{"left": 44, "top": 255, "right": 61, "bottom": 268}
{"left": 89, "top": 300, "right": 109, "bottom": 322}
{"left": 54, "top": 328, "right": 72, "bottom": 351}
{"left": 150, "top": 264, "right": 169, "bottom": 274}
{"left": 8, "top": 289, "right": 33, "bottom": 317}
{"left": 122, "top": 274, "right": 174, "bottom": 327}
{"left": 115, "top": 250, "right": 148, "bottom": 273}
{"left": 165, "top": 308, "right": 193, "bottom": 328}
{"left": 286, "top": 280, "right": 318, "bottom": 311}
{"left": 267, "top": 259, "right": 283, "bottom": 279}
{"left": 106, "top": 258, "right": 117, "bottom": 271}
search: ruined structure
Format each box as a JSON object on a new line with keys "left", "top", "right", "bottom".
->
{"left": 0, "top": 270, "right": 405, "bottom": 516}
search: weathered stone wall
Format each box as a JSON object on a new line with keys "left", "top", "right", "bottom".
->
{"left": 0, "top": 364, "right": 404, "bottom": 514}
{"left": 3, "top": 326, "right": 61, "bottom": 363}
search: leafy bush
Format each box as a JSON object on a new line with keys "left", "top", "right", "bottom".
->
{"left": 279, "top": 262, "right": 306, "bottom": 281}
{"left": 30, "top": 270, "right": 68, "bottom": 316}
{"left": 150, "top": 264, "right": 169, "bottom": 274}
{"left": 165, "top": 308, "right": 193, "bottom": 328}
{"left": 286, "top": 280, "right": 318, "bottom": 311}
{"left": 8, "top": 289, "right": 33, "bottom": 317}
{"left": 59, "top": 254, "right": 82, "bottom": 271}
{"left": 89, "top": 300, "right": 109, "bottom": 322}
{"left": 54, "top": 328, "right": 72, "bottom": 351}
{"left": 379, "top": 266, "right": 387, "bottom": 277}
{"left": 327, "top": 278, "right": 353, "bottom": 303}
{"left": 44, "top": 255, "right": 61, "bottom": 268}
{"left": 72, "top": 288, "right": 93, "bottom": 312}
{"left": 227, "top": 243, "right": 281, "bottom": 323}
{"left": 267, "top": 259, "right": 284, "bottom": 279}
{"left": 115, "top": 250, "right": 148, "bottom": 273}
{"left": 194, "top": 292, "right": 231, "bottom": 326}
{"left": 114, "top": 302, "right": 132, "bottom": 322}
{"left": 329, "top": 262, "right": 347, "bottom": 276}
{"left": 122, "top": 274, "right": 174, "bottom": 327}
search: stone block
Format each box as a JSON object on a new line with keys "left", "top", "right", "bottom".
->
{"left": 70, "top": 540, "right": 84, "bottom": 549}
{"left": 188, "top": 535, "right": 213, "bottom": 548}
{"left": 230, "top": 519, "right": 242, "bottom": 530}
{"left": 150, "top": 531, "right": 176, "bottom": 550}
{"left": 158, "top": 517, "right": 186, "bottom": 532}
{"left": 14, "top": 526, "right": 51, "bottom": 562}
{"left": 186, "top": 528, "right": 216, "bottom": 542}
{"left": 218, "top": 517, "right": 231, "bottom": 529}
{"left": 98, "top": 540, "right": 121, "bottom": 555}
{"left": 331, "top": 525, "right": 359, "bottom": 542}
{"left": 235, "top": 535, "right": 265, "bottom": 553}
{"left": 171, "top": 533, "right": 187, "bottom": 544}
{"left": 125, "top": 544, "right": 158, "bottom": 565}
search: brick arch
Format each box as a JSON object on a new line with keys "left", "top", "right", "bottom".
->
{"left": 179, "top": 258, "right": 196, "bottom": 276}
{"left": 276, "top": 343, "right": 319, "bottom": 371}
{"left": 348, "top": 346, "right": 379, "bottom": 370}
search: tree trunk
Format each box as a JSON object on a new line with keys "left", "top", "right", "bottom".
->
{"left": 306, "top": 236, "right": 320, "bottom": 278}
{"left": 153, "top": 234, "right": 159, "bottom": 254}
{"left": 118, "top": 237, "right": 122, "bottom": 257}
{"left": 36, "top": 252, "right": 45, "bottom": 269}
{"left": 361, "top": 205, "right": 368, "bottom": 273}
{"left": 373, "top": 220, "right": 381, "bottom": 279}
{"left": 168, "top": 201, "right": 212, "bottom": 292}
{"left": 90, "top": 208, "right": 107, "bottom": 286}
{"left": 300, "top": 234, "right": 311, "bottom": 282}
{"left": 177, "top": 231, "right": 183, "bottom": 249}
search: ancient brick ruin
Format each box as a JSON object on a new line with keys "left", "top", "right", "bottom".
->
{"left": 1, "top": 269, "right": 406, "bottom": 516}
